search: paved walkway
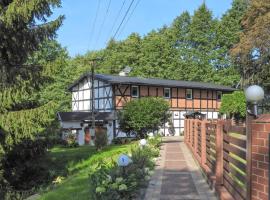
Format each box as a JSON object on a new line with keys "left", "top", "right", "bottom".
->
{"left": 144, "top": 137, "right": 217, "bottom": 200}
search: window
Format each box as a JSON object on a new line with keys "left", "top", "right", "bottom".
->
{"left": 217, "top": 91, "right": 222, "bottom": 100}
{"left": 131, "top": 86, "right": 139, "bottom": 97}
{"left": 164, "top": 88, "right": 171, "bottom": 98}
{"left": 186, "top": 89, "right": 193, "bottom": 99}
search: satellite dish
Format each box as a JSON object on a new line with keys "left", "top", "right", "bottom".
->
{"left": 119, "top": 66, "right": 132, "bottom": 76}
{"left": 123, "top": 66, "right": 132, "bottom": 74}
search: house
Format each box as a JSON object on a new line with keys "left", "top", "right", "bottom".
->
{"left": 57, "top": 73, "right": 235, "bottom": 145}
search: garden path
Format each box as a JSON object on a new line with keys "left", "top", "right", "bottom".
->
{"left": 144, "top": 136, "right": 217, "bottom": 200}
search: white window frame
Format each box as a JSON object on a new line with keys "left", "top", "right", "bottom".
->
{"left": 131, "top": 86, "right": 139, "bottom": 98}
{"left": 186, "top": 89, "right": 193, "bottom": 100}
{"left": 164, "top": 88, "right": 171, "bottom": 99}
{"left": 217, "top": 91, "right": 222, "bottom": 100}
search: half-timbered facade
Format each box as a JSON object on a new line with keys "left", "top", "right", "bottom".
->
{"left": 58, "top": 73, "right": 235, "bottom": 145}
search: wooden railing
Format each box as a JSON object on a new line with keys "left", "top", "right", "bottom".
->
{"left": 206, "top": 122, "right": 217, "bottom": 175}
{"left": 223, "top": 123, "right": 247, "bottom": 200}
{"left": 184, "top": 118, "right": 249, "bottom": 200}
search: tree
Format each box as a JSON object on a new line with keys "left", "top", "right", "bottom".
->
{"left": 0, "top": 1, "right": 64, "bottom": 149}
{"left": 0, "top": 2, "right": 64, "bottom": 194}
{"left": 118, "top": 97, "right": 170, "bottom": 138}
{"left": 220, "top": 91, "right": 246, "bottom": 119}
{"left": 231, "top": 0, "right": 270, "bottom": 92}
{"left": 100, "top": 33, "right": 142, "bottom": 74}
{"left": 0, "top": 0, "right": 64, "bottom": 86}
{"left": 213, "top": 0, "right": 248, "bottom": 86}
{"left": 185, "top": 3, "right": 217, "bottom": 82}
{"left": 131, "top": 28, "right": 177, "bottom": 79}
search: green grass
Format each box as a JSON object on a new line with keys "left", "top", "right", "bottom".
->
{"left": 38, "top": 144, "right": 133, "bottom": 200}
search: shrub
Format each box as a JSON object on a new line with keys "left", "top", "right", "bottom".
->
{"left": 148, "top": 135, "right": 162, "bottom": 149}
{"left": 118, "top": 97, "right": 170, "bottom": 138}
{"left": 1, "top": 139, "right": 48, "bottom": 191}
{"left": 112, "top": 137, "right": 136, "bottom": 145}
{"left": 63, "top": 133, "right": 78, "bottom": 148}
{"left": 220, "top": 91, "right": 246, "bottom": 119}
{"left": 95, "top": 128, "right": 108, "bottom": 150}
{"left": 89, "top": 136, "right": 161, "bottom": 200}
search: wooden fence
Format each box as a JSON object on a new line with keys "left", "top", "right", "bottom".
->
{"left": 184, "top": 118, "right": 250, "bottom": 200}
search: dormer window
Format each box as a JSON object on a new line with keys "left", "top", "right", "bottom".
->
{"left": 164, "top": 88, "right": 171, "bottom": 99}
{"left": 131, "top": 86, "right": 139, "bottom": 97}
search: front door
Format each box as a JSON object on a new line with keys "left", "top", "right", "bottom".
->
{"left": 85, "top": 128, "right": 91, "bottom": 144}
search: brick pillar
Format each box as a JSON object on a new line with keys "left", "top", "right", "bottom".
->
{"left": 251, "top": 114, "right": 270, "bottom": 200}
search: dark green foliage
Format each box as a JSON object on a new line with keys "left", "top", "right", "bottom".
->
{"left": 0, "top": 1, "right": 66, "bottom": 197}
{"left": 220, "top": 91, "right": 247, "bottom": 118}
{"left": 0, "top": 0, "right": 64, "bottom": 85}
{"left": 111, "top": 137, "right": 136, "bottom": 145}
{"left": 1, "top": 139, "right": 48, "bottom": 191}
{"left": 95, "top": 129, "right": 108, "bottom": 150}
{"left": 118, "top": 97, "right": 170, "bottom": 138}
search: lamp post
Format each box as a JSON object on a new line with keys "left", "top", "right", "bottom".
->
{"left": 245, "top": 85, "right": 265, "bottom": 116}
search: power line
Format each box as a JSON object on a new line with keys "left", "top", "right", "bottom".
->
{"left": 94, "top": 0, "right": 112, "bottom": 48}
{"left": 106, "top": 0, "right": 126, "bottom": 43}
{"left": 117, "top": 0, "right": 141, "bottom": 38}
{"left": 111, "top": 0, "right": 135, "bottom": 40}
{"left": 88, "top": 0, "right": 101, "bottom": 49}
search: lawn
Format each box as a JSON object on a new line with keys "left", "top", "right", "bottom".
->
{"left": 38, "top": 143, "right": 133, "bottom": 200}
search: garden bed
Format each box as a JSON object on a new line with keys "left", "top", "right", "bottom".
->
{"left": 38, "top": 136, "right": 161, "bottom": 200}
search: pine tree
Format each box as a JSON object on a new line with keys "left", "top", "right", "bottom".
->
{"left": 185, "top": 3, "right": 217, "bottom": 82}
{"left": 0, "top": 0, "right": 64, "bottom": 86}
{"left": 0, "top": 0, "right": 64, "bottom": 149}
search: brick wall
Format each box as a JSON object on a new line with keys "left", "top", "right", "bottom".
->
{"left": 251, "top": 114, "right": 270, "bottom": 200}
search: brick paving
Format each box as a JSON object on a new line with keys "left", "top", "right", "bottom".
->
{"left": 144, "top": 137, "right": 217, "bottom": 200}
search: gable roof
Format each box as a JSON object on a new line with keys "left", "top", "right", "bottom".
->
{"left": 68, "top": 73, "right": 236, "bottom": 92}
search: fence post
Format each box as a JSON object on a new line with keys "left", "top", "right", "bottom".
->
{"left": 194, "top": 119, "right": 198, "bottom": 156}
{"left": 201, "top": 120, "right": 207, "bottom": 168}
{"left": 190, "top": 119, "right": 193, "bottom": 149}
{"left": 215, "top": 120, "right": 224, "bottom": 189}
{"left": 184, "top": 119, "right": 187, "bottom": 143}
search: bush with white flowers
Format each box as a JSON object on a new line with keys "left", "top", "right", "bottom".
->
{"left": 89, "top": 135, "right": 162, "bottom": 200}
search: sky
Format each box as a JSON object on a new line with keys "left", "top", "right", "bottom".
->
{"left": 51, "top": 0, "right": 233, "bottom": 57}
